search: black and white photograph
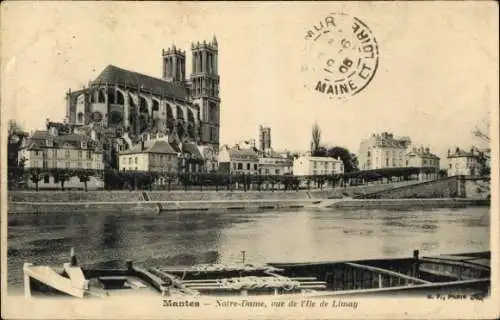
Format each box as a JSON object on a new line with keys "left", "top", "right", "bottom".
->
{"left": 1, "top": 2, "right": 498, "bottom": 319}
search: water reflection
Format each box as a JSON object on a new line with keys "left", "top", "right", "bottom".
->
{"left": 7, "top": 207, "right": 489, "bottom": 289}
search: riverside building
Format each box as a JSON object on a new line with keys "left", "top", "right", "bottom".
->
{"left": 118, "top": 132, "right": 216, "bottom": 177}
{"left": 218, "top": 142, "right": 260, "bottom": 175}
{"left": 18, "top": 123, "right": 104, "bottom": 189}
{"left": 447, "top": 147, "right": 485, "bottom": 177}
{"left": 292, "top": 152, "right": 344, "bottom": 176}
{"left": 406, "top": 146, "right": 440, "bottom": 170}
{"left": 258, "top": 152, "right": 293, "bottom": 175}
{"left": 358, "top": 132, "right": 412, "bottom": 170}
{"left": 118, "top": 134, "right": 179, "bottom": 173}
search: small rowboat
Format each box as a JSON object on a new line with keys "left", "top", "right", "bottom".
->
{"left": 23, "top": 249, "right": 490, "bottom": 299}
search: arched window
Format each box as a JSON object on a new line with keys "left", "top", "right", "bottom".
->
{"left": 152, "top": 99, "right": 160, "bottom": 111}
{"left": 177, "top": 122, "right": 185, "bottom": 139}
{"left": 166, "top": 104, "right": 174, "bottom": 133}
{"left": 177, "top": 106, "right": 184, "bottom": 120}
{"left": 187, "top": 109, "right": 195, "bottom": 123}
{"left": 139, "top": 114, "right": 148, "bottom": 133}
{"left": 166, "top": 104, "right": 174, "bottom": 118}
{"left": 98, "top": 90, "right": 106, "bottom": 103}
{"left": 128, "top": 104, "right": 137, "bottom": 131}
{"left": 167, "top": 118, "right": 175, "bottom": 133}
{"left": 116, "top": 91, "right": 124, "bottom": 104}
{"left": 139, "top": 96, "right": 148, "bottom": 113}
{"left": 209, "top": 103, "right": 217, "bottom": 122}
{"left": 108, "top": 89, "right": 116, "bottom": 104}
{"left": 187, "top": 123, "right": 195, "bottom": 139}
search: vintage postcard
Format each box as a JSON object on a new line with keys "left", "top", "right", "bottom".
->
{"left": 1, "top": 1, "right": 498, "bottom": 319}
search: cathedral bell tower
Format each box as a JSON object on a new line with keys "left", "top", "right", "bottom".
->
{"left": 190, "top": 36, "right": 220, "bottom": 150}
{"left": 162, "top": 45, "right": 186, "bottom": 84}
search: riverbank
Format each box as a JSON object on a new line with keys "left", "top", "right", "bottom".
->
{"left": 8, "top": 197, "right": 489, "bottom": 214}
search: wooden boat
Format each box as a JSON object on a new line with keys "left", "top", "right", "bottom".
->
{"left": 23, "top": 249, "right": 490, "bottom": 299}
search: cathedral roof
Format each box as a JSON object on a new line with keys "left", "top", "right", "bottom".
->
{"left": 92, "top": 65, "right": 189, "bottom": 100}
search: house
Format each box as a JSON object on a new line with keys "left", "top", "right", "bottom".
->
{"left": 218, "top": 143, "right": 259, "bottom": 175}
{"left": 258, "top": 151, "right": 293, "bottom": 176}
{"left": 292, "top": 152, "right": 344, "bottom": 176}
{"left": 118, "top": 134, "right": 178, "bottom": 173}
{"left": 447, "top": 147, "right": 485, "bottom": 177}
{"left": 358, "top": 132, "right": 412, "bottom": 170}
{"left": 17, "top": 126, "right": 104, "bottom": 189}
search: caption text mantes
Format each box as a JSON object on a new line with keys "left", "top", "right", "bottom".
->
{"left": 162, "top": 299, "right": 359, "bottom": 309}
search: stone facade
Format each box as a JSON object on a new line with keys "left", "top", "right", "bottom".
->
{"left": 65, "top": 37, "right": 220, "bottom": 152}
{"left": 18, "top": 127, "right": 103, "bottom": 171}
{"left": 118, "top": 136, "right": 178, "bottom": 173}
{"left": 258, "top": 155, "right": 293, "bottom": 175}
{"left": 218, "top": 144, "right": 260, "bottom": 174}
{"left": 359, "top": 176, "right": 464, "bottom": 199}
{"left": 358, "top": 132, "right": 411, "bottom": 170}
{"left": 447, "top": 147, "right": 485, "bottom": 177}
{"left": 292, "top": 153, "right": 344, "bottom": 176}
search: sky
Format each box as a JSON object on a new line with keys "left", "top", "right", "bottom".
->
{"left": 1, "top": 2, "right": 497, "bottom": 165}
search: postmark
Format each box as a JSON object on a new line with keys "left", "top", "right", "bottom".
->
{"left": 302, "top": 12, "right": 379, "bottom": 99}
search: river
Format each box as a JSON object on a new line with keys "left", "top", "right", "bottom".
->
{"left": 7, "top": 207, "right": 489, "bottom": 293}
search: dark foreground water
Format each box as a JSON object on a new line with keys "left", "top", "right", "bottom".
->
{"left": 7, "top": 207, "right": 489, "bottom": 292}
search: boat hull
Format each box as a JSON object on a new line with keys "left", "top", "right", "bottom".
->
{"left": 23, "top": 251, "right": 491, "bottom": 299}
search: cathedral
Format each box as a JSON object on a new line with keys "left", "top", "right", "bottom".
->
{"left": 65, "top": 37, "right": 221, "bottom": 152}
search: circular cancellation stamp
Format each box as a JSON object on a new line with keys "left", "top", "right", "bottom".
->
{"left": 302, "top": 12, "right": 379, "bottom": 99}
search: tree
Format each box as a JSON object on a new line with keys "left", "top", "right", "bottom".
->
{"left": 471, "top": 112, "right": 491, "bottom": 177}
{"left": 77, "top": 169, "right": 92, "bottom": 192}
{"left": 472, "top": 110, "right": 490, "bottom": 144}
{"left": 313, "top": 146, "right": 328, "bottom": 157}
{"left": 311, "top": 123, "right": 322, "bottom": 155}
{"left": 51, "top": 169, "right": 71, "bottom": 191}
{"left": 327, "top": 146, "right": 359, "bottom": 172}
{"left": 29, "top": 168, "right": 42, "bottom": 192}
{"left": 8, "top": 120, "right": 27, "bottom": 168}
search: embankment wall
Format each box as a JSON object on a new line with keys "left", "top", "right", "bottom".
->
{"left": 7, "top": 190, "right": 340, "bottom": 203}
{"left": 330, "top": 198, "right": 489, "bottom": 210}
{"left": 8, "top": 190, "right": 145, "bottom": 202}
{"left": 8, "top": 198, "right": 489, "bottom": 215}
{"left": 361, "top": 177, "right": 462, "bottom": 199}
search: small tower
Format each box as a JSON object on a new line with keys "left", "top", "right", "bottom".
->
{"left": 190, "top": 36, "right": 220, "bottom": 149}
{"left": 190, "top": 37, "right": 219, "bottom": 97}
{"left": 162, "top": 45, "right": 186, "bottom": 83}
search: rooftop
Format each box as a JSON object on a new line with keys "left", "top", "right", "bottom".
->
{"left": 407, "top": 146, "right": 440, "bottom": 159}
{"left": 447, "top": 147, "right": 484, "bottom": 158}
{"left": 92, "top": 65, "right": 189, "bottom": 100}
{"left": 120, "top": 140, "right": 177, "bottom": 155}
{"left": 23, "top": 131, "right": 99, "bottom": 151}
